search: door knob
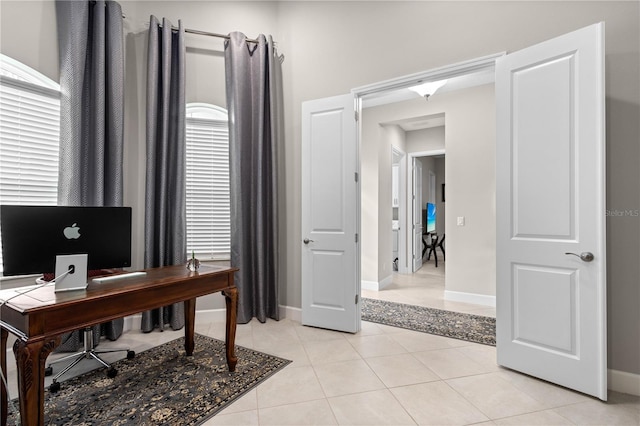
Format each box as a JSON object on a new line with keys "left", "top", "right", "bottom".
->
{"left": 565, "top": 252, "right": 594, "bottom": 262}
{"left": 303, "top": 238, "right": 314, "bottom": 244}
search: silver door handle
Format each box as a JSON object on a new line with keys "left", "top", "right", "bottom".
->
{"left": 565, "top": 252, "right": 594, "bottom": 262}
{"left": 303, "top": 238, "right": 314, "bottom": 244}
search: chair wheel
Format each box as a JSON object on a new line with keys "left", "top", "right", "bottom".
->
{"left": 49, "top": 381, "right": 61, "bottom": 393}
{"left": 107, "top": 367, "right": 118, "bottom": 378}
{"left": 45, "top": 366, "right": 53, "bottom": 376}
{"left": 127, "top": 350, "right": 135, "bottom": 359}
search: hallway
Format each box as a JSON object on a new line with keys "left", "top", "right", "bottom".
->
{"left": 362, "top": 261, "right": 496, "bottom": 318}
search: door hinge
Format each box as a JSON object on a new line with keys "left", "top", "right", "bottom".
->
{"left": 355, "top": 233, "right": 359, "bottom": 243}
{"left": 355, "top": 110, "right": 359, "bottom": 121}
{"left": 355, "top": 294, "right": 359, "bottom": 304}
{"left": 355, "top": 172, "right": 359, "bottom": 182}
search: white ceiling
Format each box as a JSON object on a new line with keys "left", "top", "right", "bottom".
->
{"left": 361, "top": 68, "right": 495, "bottom": 131}
{"left": 388, "top": 113, "right": 446, "bottom": 132}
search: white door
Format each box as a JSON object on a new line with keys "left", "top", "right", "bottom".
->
{"left": 301, "top": 94, "right": 360, "bottom": 333}
{"left": 496, "top": 23, "right": 606, "bottom": 400}
{"left": 412, "top": 158, "right": 423, "bottom": 272}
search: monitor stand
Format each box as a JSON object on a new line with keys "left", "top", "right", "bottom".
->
{"left": 54, "top": 254, "right": 88, "bottom": 292}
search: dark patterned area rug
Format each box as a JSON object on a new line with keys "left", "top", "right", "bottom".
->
{"left": 8, "top": 334, "right": 291, "bottom": 425}
{"left": 362, "top": 298, "right": 496, "bottom": 346}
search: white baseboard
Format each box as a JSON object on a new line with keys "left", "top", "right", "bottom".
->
{"left": 608, "top": 369, "right": 640, "bottom": 396}
{"left": 379, "top": 275, "right": 393, "bottom": 290}
{"left": 361, "top": 280, "right": 378, "bottom": 291}
{"left": 361, "top": 275, "right": 393, "bottom": 291}
{"left": 118, "top": 307, "right": 297, "bottom": 334}
{"left": 190, "top": 305, "right": 302, "bottom": 323}
{"left": 193, "top": 306, "right": 302, "bottom": 323}
{"left": 444, "top": 290, "right": 496, "bottom": 307}
{"left": 117, "top": 309, "right": 229, "bottom": 334}
{"left": 194, "top": 309, "right": 227, "bottom": 323}
{"left": 122, "top": 314, "right": 138, "bottom": 332}
{"left": 125, "top": 306, "right": 302, "bottom": 330}
{"left": 280, "top": 304, "right": 301, "bottom": 322}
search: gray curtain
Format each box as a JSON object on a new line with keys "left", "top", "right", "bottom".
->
{"left": 142, "top": 16, "right": 186, "bottom": 332}
{"left": 55, "top": 0, "right": 125, "bottom": 351}
{"left": 225, "top": 32, "right": 283, "bottom": 323}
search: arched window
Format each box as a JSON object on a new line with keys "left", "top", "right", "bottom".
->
{"left": 0, "top": 54, "right": 61, "bottom": 272}
{"left": 185, "top": 103, "right": 230, "bottom": 260}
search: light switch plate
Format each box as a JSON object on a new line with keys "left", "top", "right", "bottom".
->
{"left": 457, "top": 216, "right": 465, "bottom": 226}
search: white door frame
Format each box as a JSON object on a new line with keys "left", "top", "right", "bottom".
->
{"left": 391, "top": 146, "right": 408, "bottom": 274}
{"left": 352, "top": 52, "right": 505, "bottom": 97}
{"left": 407, "top": 149, "right": 445, "bottom": 270}
{"left": 412, "top": 157, "right": 424, "bottom": 272}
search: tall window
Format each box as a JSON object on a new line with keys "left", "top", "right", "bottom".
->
{"left": 0, "top": 55, "right": 61, "bottom": 272}
{"left": 185, "top": 103, "right": 230, "bottom": 260}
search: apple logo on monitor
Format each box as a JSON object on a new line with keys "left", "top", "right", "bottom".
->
{"left": 63, "top": 223, "right": 81, "bottom": 239}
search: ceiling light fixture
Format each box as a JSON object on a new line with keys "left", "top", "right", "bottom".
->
{"left": 408, "top": 79, "right": 448, "bottom": 100}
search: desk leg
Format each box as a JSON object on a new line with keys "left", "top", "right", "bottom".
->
{"left": 1, "top": 328, "right": 7, "bottom": 426}
{"left": 13, "top": 337, "right": 59, "bottom": 426}
{"left": 184, "top": 298, "right": 196, "bottom": 356}
{"left": 222, "top": 287, "right": 238, "bottom": 372}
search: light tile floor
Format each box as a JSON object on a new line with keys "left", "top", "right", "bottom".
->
{"left": 4, "top": 316, "right": 639, "bottom": 425}
{"left": 3, "top": 265, "right": 638, "bottom": 425}
{"left": 363, "top": 257, "right": 497, "bottom": 318}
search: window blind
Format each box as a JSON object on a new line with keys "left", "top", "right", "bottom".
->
{"left": 0, "top": 76, "right": 61, "bottom": 272}
{"left": 185, "top": 117, "right": 230, "bottom": 259}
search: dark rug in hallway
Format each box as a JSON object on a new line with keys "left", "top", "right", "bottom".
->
{"left": 362, "top": 298, "right": 496, "bottom": 346}
{"left": 8, "top": 334, "right": 291, "bottom": 425}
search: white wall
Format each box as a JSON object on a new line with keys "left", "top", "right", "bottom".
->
{"left": 407, "top": 126, "right": 446, "bottom": 153}
{"left": 1, "top": 0, "right": 638, "bottom": 376}
{"left": 360, "top": 122, "right": 406, "bottom": 283}
{"left": 360, "top": 117, "right": 382, "bottom": 283}
{"left": 0, "top": 1, "right": 59, "bottom": 81}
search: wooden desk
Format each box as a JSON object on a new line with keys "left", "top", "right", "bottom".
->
{"left": 0, "top": 264, "right": 238, "bottom": 426}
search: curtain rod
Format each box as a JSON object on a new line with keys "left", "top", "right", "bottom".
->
{"left": 178, "top": 27, "right": 260, "bottom": 45}
{"left": 165, "top": 24, "right": 283, "bottom": 61}
{"left": 181, "top": 27, "right": 284, "bottom": 62}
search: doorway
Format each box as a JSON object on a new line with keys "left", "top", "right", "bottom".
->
{"left": 370, "top": 141, "right": 461, "bottom": 313}
{"left": 359, "top": 87, "right": 496, "bottom": 318}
